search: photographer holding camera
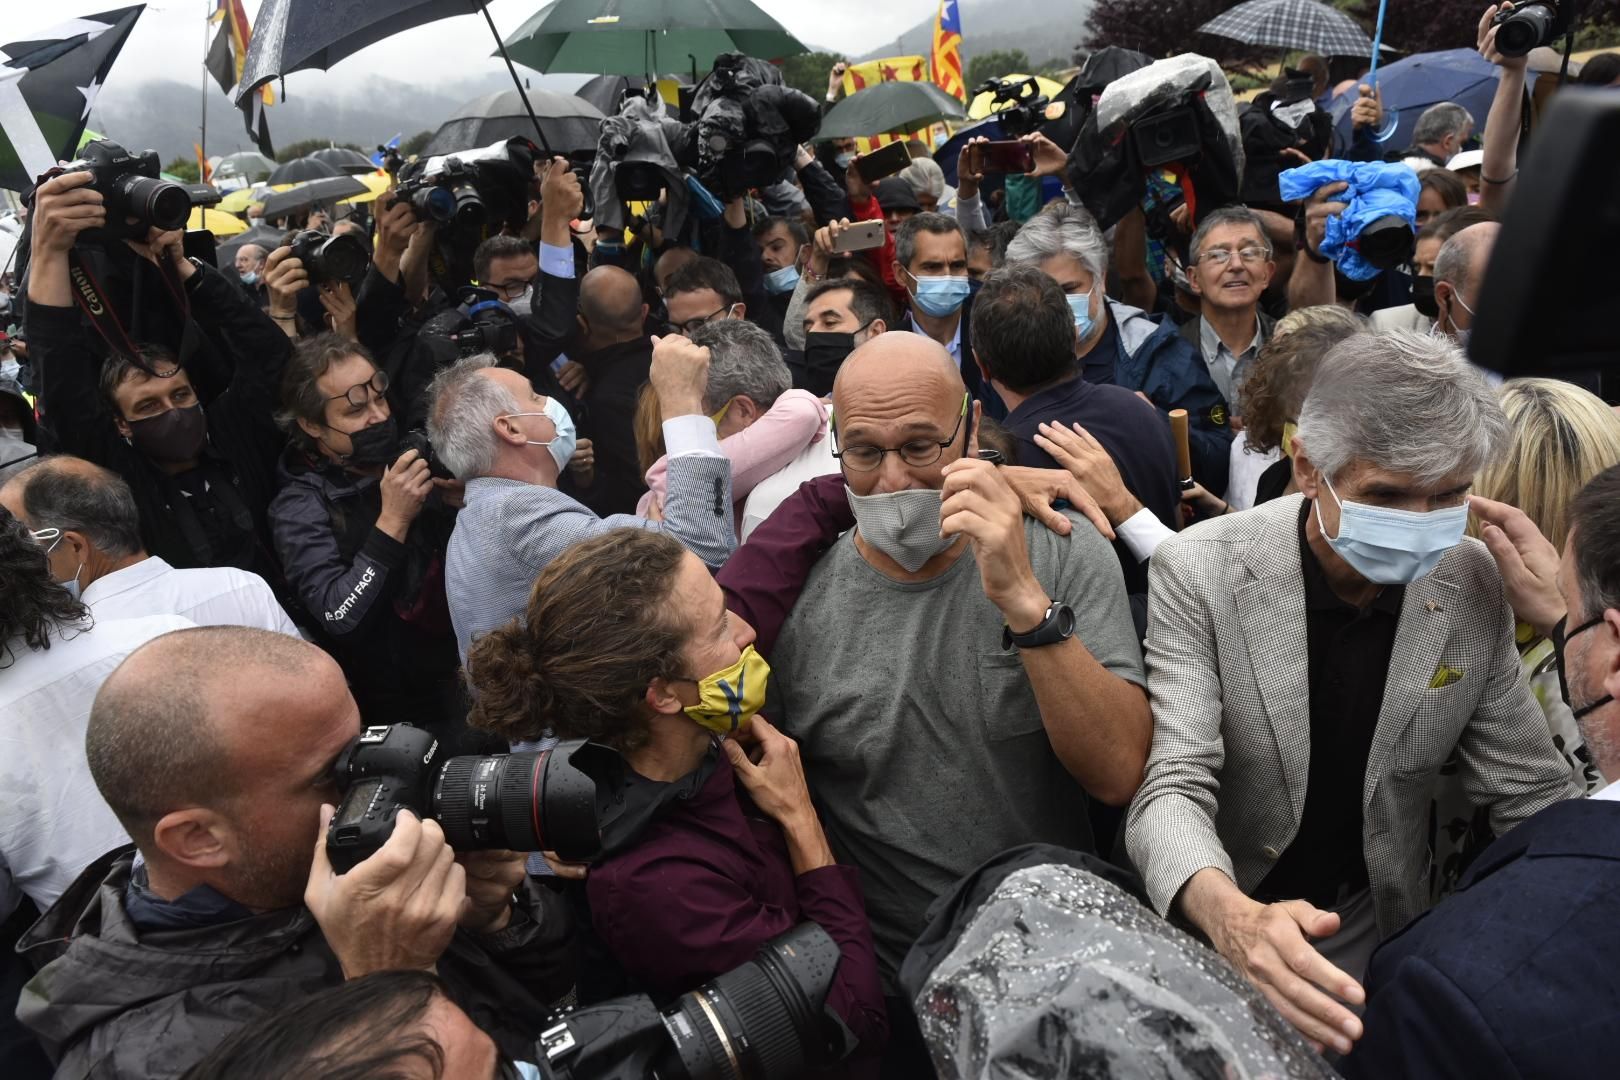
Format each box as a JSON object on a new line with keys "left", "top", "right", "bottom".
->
{"left": 267, "top": 333, "right": 492, "bottom": 752}
{"left": 15, "top": 626, "right": 574, "bottom": 1080}
{"left": 27, "top": 171, "right": 295, "bottom": 580}
{"left": 466, "top": 527, "right": 887, "bottom": 1066}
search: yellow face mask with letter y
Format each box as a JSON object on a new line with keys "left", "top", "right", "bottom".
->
{"left": 684, "top": 645, "right": 771, "bottom": 736}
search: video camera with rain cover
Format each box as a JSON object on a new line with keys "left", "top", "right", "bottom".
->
{"left": 525, "top": 922, "right": 852, "bottom": 1080}
{"left": 686, "top": 53, "right": 821, "bottom": 200}
{"left": 324, "top": 723, "right": 600, "bottom": 873}
{"left": 971, "top": 76, "right": 1052, "bottom": 138}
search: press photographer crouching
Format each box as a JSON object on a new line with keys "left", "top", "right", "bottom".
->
{"left": 269, "top": 333, "right": 496, "bottom": 753}
{"left": 465, "top": 528, "right": 888, "bottom": 1073}
{"left": 26, "top": 169, "right": 295, "bottom": 579}
{"left": 14, "top": 626, "right": 574, "bottom": 1080}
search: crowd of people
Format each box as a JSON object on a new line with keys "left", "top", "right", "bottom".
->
{"left": 2, "top": 3, "right": 1620, "bottom": 1077}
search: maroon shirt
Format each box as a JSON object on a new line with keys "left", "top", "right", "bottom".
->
{"left": 585, "top": 750, "right": 888, "bottom": 1061}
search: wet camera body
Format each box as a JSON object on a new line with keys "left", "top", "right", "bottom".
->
{"left": 50, "top": 139, "right": 191, "bottom": 241}
{"left": 1492, "top": 0, "right": 1574, "bottom": 58}
{"left": 288, "top": 229, "right": 369, "bottom": 288}
{"left": 325, "top": 723, "right": 600, "bottom": 874}
{"left": 398, "top": 429, "right": 455, "bottom": 480}
{"left": 973, "top": 76, "right": 1051, "bottom": 139}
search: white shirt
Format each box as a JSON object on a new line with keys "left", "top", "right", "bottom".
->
{"left": 739, "top": 420, "right": 841, "bottom": 542}
{"left": 1591, "top": 778, "right": 1620, "bottom": 802}
{"left": 1, "top": 614, "right": 195, "bottom": 918}
{"left": 84, "top": 556, "right": 300, "bottom": 637}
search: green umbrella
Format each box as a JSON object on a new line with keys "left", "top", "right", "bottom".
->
{"left": 502, "top": 0, "right": 808, "bottom": 77}
{"left": 816, "top": 80, "right": 967, "bottom": 140}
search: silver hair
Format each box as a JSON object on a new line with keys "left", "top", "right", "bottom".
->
{"left": 897, "top": 157, "right": 946, "bottom": 200}
{"left": 1296, "top": 329, "right": 1508, "bottom": 486}
{"left": 1188, "top": 205, "right": 1274, "bottom": 262}
{"left": 687, "top": 319, "right": 791, "bottom": 414}
{"left": 21, "top": 457, "right": 143, "bottom": 557}
{"left": 1003, "top": 201, "right": 1109, "bottom": 283}
{"left": 425, "top": 354, "right": 522, "bottom": 481}
{"left": 1413, "top": 102, "right": 1475, "bottom": 146}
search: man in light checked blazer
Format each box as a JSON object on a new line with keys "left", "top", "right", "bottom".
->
{"left": 1126, "top": 330, "right": 1580, "bottom": 1056}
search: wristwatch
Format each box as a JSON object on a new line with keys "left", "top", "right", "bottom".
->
{"left": 1293, "top": 208, "right": 1331, "bottom": 264}
{"left": 1003, "top": 601, "right": 1076, "bottom": 651}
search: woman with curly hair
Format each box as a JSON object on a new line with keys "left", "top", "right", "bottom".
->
{"left": 0, "top": 504, "right": 193, "bottom": 911}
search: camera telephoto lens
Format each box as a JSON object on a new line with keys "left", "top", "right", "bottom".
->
{"left": 1496, "top": 3, "right": 1556, "bottom": 57}
{"left": 116, "top": 174, "right": 191, "bottom": 232}
{"left": 408, "top": 185, "right": 456, "bottom": 224}
{"left": 450, "top": 183, "right": 487, "bottom": 228}
{"left": 433, "top": 745, "right": 599, "bottom": 861}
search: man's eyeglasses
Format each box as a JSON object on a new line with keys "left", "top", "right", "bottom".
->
{"left": 669, "top": 305, "right": 737, "bottom": 336}
{"left": 833, "top": 393, "right": 969, "bottom": 472}
{"left": 326, "top": 370, "right": 390, "bottom": 410}
{"left": 1195, "top": 246, "right": 1270, "bottom": 268}
{"left": 489, "top": 278, "right": 537, "bottom": 302}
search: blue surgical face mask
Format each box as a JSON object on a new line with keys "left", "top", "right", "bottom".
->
{"left": 503, "top": 396, "right": 578, "bottom": 473}
{"left": 34, "top": 529, "right": 84, "bottom": 601}
{"left": 1316, "top": 473, "right": 1469, "bottom": 585}
{"left": 907, "top": 272, "right": 970, "bottom": 318}
{"left": 834, "top": 152, "right": 856, "bottom": 170}
{"left": 1067, "top": 291, "right": 1095, "bottom": 340}
{"left": 239, "top": 270, "right": 259, "bottom": 286}
{"left": 764, "top": 264, "right": 801, "bottom": 295}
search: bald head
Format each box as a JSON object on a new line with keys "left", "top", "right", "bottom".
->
{"left": 579, "top": 265, "right": 647, "bottom": 347}
{"left": 1434, "top": 222, "right": 1498, "bottom": 297}
{"left": 834, "top": 333, "right": 972, "bottom": 495}
{"left": 87, "top": 627, "right": 334, "bottom": 841}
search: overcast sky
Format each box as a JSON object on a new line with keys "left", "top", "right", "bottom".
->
{"left": 41, "top": 0, "right": 928, "bottom": 98}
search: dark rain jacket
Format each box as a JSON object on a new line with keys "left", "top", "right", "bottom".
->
{"left": 15, "top": 847, "right": 575, "bottom": 1080}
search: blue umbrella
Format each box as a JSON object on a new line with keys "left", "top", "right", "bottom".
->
{"left": 1327, "top": 48, "right": 1535, "bottom": 154}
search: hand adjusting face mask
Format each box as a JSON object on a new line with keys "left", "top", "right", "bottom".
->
{"left": 846, "top": 487, "right": 956, "bottom": 572}
{"left": 684, "top": 645, "right": 771, "bottom": 736}
{"left": 1315, "top": 472, "right": 1469, "bottom": 585}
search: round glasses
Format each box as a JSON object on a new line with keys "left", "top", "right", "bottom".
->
{"left": 833, "top": 394, "right": 968, "bottom": 472}
{"left": 326, "top": 370, "right": 390, "bottom": 411}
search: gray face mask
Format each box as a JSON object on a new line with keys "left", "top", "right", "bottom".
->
{"left": 845, "top": 486, "right": 956, "bottom": 572}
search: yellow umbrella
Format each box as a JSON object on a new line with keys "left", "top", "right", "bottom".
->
{"left": 967, "top": 75, "right": 1067, "bottom": 121}
{"left": 339, "top": 172, "right": 394, "bottom": 206}
{"left": 188, "top": 207, "right": 248, "bottom": 236}
{"left": 217, "top": 188, "right": 259, "bottom": 213}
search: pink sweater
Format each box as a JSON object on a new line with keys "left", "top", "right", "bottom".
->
{"left": 638, "top": 389, "right": 829, "bottom": 529}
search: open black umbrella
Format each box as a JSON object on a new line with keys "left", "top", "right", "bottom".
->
{"left": 421, "top": 89, "right": 606, "bottom": 157}
{"left": 816, "top": 81, "right": 967, "bottom": 141}
{"left": 268, "top": 156, "right": 342, "bottom": 184}
{"left": 576, "top": 73, "right": 678, "bottom": 118}
{"left": 259, "top": 175, "right": 369, "bottom": 219}
{"left": 238, "top": 0, "right": 568, "bottom": 160}
{"left": 213, "top": 150, "right": 277, "bottom": 184}
{"left": 309, "top": 147, "right": 377, "bottom": 174}
{"left": 215, "top": 223, "right": 285, "bottom": 269}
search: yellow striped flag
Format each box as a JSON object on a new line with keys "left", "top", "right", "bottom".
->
{"left": 931, "top": 0, "right": 966, "bottom": 102}
{"left": 842, "top": 56, "right": 931, "bottom": 152}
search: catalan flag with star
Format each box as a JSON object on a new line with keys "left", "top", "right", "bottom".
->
{"left": 931, "top": 0, "right": 966, "bottom": 102}
{"left": 0, "top": 6, "right": 143, "bottom": 194}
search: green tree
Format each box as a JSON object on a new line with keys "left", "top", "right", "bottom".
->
{"left": 275, "top": 137, "right": 364, "bottom": 161}
{"left": 164, "top": 156, "right": 200, "bottom": 183}
{"left": 965, "top": 49, "right": 1033, "bottom": 90}
{"left": 399, "top": 130, "right": 437, "bottom": 158}
{"left": 777, "top": 51, "right": 843, "bottom": 99}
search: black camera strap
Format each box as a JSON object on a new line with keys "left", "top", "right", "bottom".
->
{"left": 67, "top": 248, "right": 199, "bottom": 377}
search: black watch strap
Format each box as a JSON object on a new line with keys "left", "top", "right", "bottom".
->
{"left": 1293, "top": 209, "right": 1330, "bottom": 264}
{"left": 1003, "top": 602, "right": 1076, "bottom": 650}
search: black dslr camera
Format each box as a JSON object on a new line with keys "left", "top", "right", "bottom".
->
{"left": 398, "top": 430, "right": 455, "bottom": 480}
{"left": 288, "top": 230, "right": 369, "bottom": 288}
{"left": 325, "top": 723, "right": 600, "bottom": 874}
{"left": 529, "top": 923, "right": 847, "bottom": 1080}
{"left": 1492, "top": 0, "right": 1574, "bottom": 58}
{"left": 388, "top": 175, "right": 458, "bottom": 225}
{"left": 51, "top": 139, "right": 191, "bottom": 241}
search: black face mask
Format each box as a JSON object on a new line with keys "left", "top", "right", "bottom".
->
{"left": 127, "top": 403, "right": 207, "bottom": 463}
{"left": 342, "top": 416, "right": 400, "bottom": 466}
{"left": 803, "top": 323, "right": 873, "bottom": 387}
{"left": 1410, "top": 275, "right": 1438, "bottom": 319}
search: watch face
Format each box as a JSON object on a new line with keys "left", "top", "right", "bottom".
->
{"left": 1056, "top": 604, "right": 1076, "bottom": 638}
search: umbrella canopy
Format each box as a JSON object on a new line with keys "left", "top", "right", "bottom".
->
{"left": 818, "top": 81, "right": 968, "bottom": 141}
{"left": 212, "top": 151, "right": 277, "bottom": 184}
{"left": 1199, "top": 0, "right": 1372, "bottom": 57}
{"left": 1327, "top": 48, "right": 1530, "bottom": 154}
{"left": 967, "top": 75, "right": 1066, "bottom": 121}
{"left": 188, "top": 207, "right": 248, "bottom": 237}
{"left": 238, "top": 0, "right": 482, "bottom": 102}
{"left": 420, "top": 88, "right": 607, "bottom": 157}
{"left": 215, "top": 223, "right": 285, "bottom": 268}
{"left": 339, "top": 173, "right": 395, "bottom": 206}
{"left": 309, "top": 147, "right": 377, "bottom": 174}
{"left": 259, "top": 175, "right": 369, "bottom": 219}
{"left": 268, "top": 156, "right": 343, "bottom": 184}
{"left": 502, "top": 0, "right": 808, "bottom": 77}
{"left": 1074, "top": 46, "right": 1155, "bottom": 92}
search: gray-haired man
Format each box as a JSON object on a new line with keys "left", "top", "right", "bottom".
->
{"left": 1126, "top": 330, "right": 1578, "bottom": 1055}
{"left": 430, "top": 339, "right": 735, "bottom": 664}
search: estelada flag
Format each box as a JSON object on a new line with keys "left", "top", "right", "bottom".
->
{"left": 841, "top": 56, "right": 932, "bottom": 153}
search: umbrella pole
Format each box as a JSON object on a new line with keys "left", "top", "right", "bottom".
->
{"left": 474, "top": 1, "right": 556, "bottom": 158}
{"left": 1368, "top": 0, "right": 1389, "bottom": 81}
